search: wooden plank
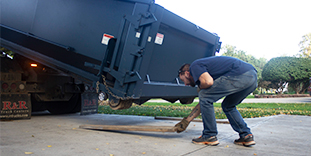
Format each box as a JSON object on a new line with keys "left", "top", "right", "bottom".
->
{"left": 79, "top": 124, "right": 177, "bottom": 132}
{"left": 154, "top": 116, "right": 230, "bottom": 124}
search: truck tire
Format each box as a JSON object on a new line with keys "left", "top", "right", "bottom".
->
{"left": 31, "top": 95, "right": 48, "bottom": 112}
{"left": 179, "top": 97, "right": 195, "bottom": 104}
{"left": 108, "top": 97, "right": 133, "bottom": 110}
{"left": 46, "top": 93, "right": 81, "bottom": 114}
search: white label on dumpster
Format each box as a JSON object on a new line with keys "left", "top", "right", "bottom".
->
{"left": 155, "top": 33, "right": 164, "bottom": 45}
{"left": 136, "top": 32, "right": 141, "bottom": 38}
{"left": 101, "top": 34, "right": 114, "bottom": 45}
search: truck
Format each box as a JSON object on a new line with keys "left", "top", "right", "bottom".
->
{"left": 0, "top": 0, "right": 221, "bottom": 120}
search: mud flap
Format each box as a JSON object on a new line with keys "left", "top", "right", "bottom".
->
{"left": 80, "top": 92, "right": 98, "bottom": 115}
{"left": 0, "top": 94, "right": 31, "bottom": 120}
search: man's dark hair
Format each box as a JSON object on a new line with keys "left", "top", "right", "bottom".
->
{"left": 178, "top": 64, "right": 190, "bottom": 76}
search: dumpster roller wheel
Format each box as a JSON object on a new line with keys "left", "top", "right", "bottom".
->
{"left": 108, "top": 98, "right": 133, "bottom": 110}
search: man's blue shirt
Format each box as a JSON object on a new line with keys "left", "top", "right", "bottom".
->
{"left": 189, "top": 56, "right": 257, "bottom": 85}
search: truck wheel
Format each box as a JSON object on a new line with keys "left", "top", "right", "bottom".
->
{"left": 179, "top": 97, "right": 195, "bottom": 104}
{"left": 31, "top": 95, "right": 47, "bottom": 112}
{"left": 108, "top": 98, "right": 133, "bottom": 110}
{"left": 46, "top": 94, "right": 81, "bottom": 114}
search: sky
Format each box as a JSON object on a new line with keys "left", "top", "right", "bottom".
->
{"left": 155, "top": 0, "right": 311, "bottom": 61}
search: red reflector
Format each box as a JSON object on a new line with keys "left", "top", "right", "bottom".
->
{"left": 11, "top": 83, "right": 17, "bottom": 90}
{"left": 2, "top": 83, "right": 9, "bottom": 89}
{"left": 30, "top": 63, "right": 38, "bottom": 67}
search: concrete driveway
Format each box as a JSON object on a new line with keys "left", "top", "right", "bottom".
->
{"left": 1, "top": 112, "right": 310, "bottom": 156}
{"left": 149, "top": 97, "right": 311, "bottom": 103}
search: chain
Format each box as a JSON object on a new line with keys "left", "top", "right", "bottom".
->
{"left": 96, "top": 74, "right": 132, "bottom": 100}
{"left": 96, "top": 81, "right": 100, "bottom": 93}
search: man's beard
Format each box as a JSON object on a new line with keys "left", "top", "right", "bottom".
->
{"left": 186, "top": 77, "right": 196, "bottom": 87}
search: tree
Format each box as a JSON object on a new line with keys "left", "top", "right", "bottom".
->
{"left": 221, "top": 45, "right": 237, "bottom": 57}
{"left": 298, "top": 33, "right": 311, "bottom": 59}
{"left": 262, "top": 57, "right": 311, "bottom": 94}
{"left": 257, "top": 79, "right": 271, "bottom": 94}
{"left": 221, "top": 45, "right": 267, "bottom": 81}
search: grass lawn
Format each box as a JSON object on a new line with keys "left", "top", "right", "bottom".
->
{"left": 98, "top": 102, "right": 311, "bottom": 119}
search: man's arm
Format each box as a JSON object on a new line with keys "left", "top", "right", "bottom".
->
{"left": 174, "top": 103, "right": 201, "bottom": 133}
{"left": 198, "top": 72, "right": 213, "bottom": 89}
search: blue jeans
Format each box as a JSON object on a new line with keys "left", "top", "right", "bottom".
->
{"left": 198, "top": 70, "right": 257, "bottom": 138}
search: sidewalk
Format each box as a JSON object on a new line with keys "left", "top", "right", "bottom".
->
{"left": 1, "top": 113, "right": 310, "bottom": 156}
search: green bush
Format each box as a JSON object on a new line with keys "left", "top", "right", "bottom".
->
{"left": 253, "top": 89, "right": 259, "bottom": 95}
{"left": 262, "top": 57, "right": 311, "bottom": 94}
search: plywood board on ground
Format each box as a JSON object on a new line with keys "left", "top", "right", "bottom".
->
{"left": 154, "top": 116, "right": 230, "bottom": 124}
{"left": 79, "top": 124, "right": 177, "bottom": 132}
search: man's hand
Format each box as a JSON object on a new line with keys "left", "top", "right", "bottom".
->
{"left": 174, "top": 117, "right": 190, "bottom": 133}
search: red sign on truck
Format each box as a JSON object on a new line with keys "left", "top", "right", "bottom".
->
{"left": 0, "top": 94, "right": 31, "bottom": 119}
